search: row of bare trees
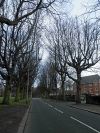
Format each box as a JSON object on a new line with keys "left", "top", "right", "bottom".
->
{"left": 0, "top": 0, "right": 67, "bottom": 104}
{"left": 0, "top": 10, "right": 42, "bottom": 104}
{"left": 38, "top": 61, "right": 58, "bottom": 97}
{"left": 1, "top": 0, "right": 100, "bottom": 104}
{"left": 36, "top": 1, "right": 100, "bottom": 103}
{"left": 44, "top": 17, "right": 100, "bottom": 103}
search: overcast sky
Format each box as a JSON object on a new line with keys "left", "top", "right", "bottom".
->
{"left": 71, "top": 0, "right": 95, "bottom": 16}
{"left": 71, "top": 0, "right": 87, "bottom": 16}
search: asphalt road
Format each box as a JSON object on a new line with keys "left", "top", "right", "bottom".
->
{"left": 24, "top": 98, "right": 100, "bottom": 133}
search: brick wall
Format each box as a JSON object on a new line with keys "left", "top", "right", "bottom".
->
{"left": 81, "top": 82, "right": 100, "bottom": 96}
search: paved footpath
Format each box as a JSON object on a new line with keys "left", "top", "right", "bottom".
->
{"left": 65, "top": 101, "right": 100, "bottom": 115}
{"left": 24, "top": 98, "right": 100, "bottom": 133}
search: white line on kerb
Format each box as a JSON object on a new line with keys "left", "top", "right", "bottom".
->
{"left": 54, "top": 107, "right": 64, "bottom": 114}
{"left": 70, "top": 116, "right": 100, "bottom": 133}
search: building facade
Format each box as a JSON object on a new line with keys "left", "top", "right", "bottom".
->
{"left": 73, "top": 74, "right": 100, "bottom": 96}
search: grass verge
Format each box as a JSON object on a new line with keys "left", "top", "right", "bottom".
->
{"left": 0, "top": 96, "right": 31, "bottom": 106}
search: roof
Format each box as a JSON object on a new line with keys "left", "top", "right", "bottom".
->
{"left": 81, "top": 74, "right": 100, "bottom": 84}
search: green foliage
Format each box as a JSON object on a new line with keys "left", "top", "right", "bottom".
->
{"left": 0, "top": 97, "right": 3, "bottom": 104}
{"left": 0, "top": 96, "right": 31, "bottom": 106}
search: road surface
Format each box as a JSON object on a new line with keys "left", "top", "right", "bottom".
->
{"left": 24, "top": 98, "right": 100, "bottom": 133}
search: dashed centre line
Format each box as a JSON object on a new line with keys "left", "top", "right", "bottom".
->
{"left": 70, "top": 116, "right": 100, "bottom": 133}
{"left": 44, "top": 101, "right": 100, "bottom": 133}
{"left": 54, "top": 107, "right": 64, "bottom": 114}
{"left": 48, "top": 104, "right": 53, "bottom": 108}
{"left": 44, "top": 102, "right": 64, "bottom": 114}
{"left": 43, "top": 101, "right": 100, "bottom": 133}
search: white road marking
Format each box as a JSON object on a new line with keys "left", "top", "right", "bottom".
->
{"left": 43, "top": 101, "right": 63, "bottom": 114}
{"left": 54, "top": 107, "right": 64, "bottom": 114}
{"left": 43, "top": 102, "right": 53, "bottom": 107}
{"left": 48, "top": 104, "right": 53, "bottom": 108}
{"left": 70, "top": 116, "right": 100, "bottom": 133}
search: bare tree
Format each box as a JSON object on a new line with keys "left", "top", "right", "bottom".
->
{"left": 84, "top": 0, "right": 100, "bottom": 23}
{"left": 14, "top": 50, "right": 41, "bottom": 102}
{"left": 46, "top": 19, "right": 68, "bottom": 100}
{"left": 38, "top": 65, "right": 50, "bottom": 97}
{"left": 47, "top": 18, "right": 100, "bottom": 103}
{"left": 0, "top": 12, "right": 40, "bottom": 104}
{"left": 62, "top": 19, "right": 100, "bottom": 103}
{"left": 0, "top": 0, "right": 64, "bottom": 26}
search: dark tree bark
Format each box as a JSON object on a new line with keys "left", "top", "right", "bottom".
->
{"left": 75, "top": 71, "right": 81, "bottom": 103}
{"left": 2, "top": 80, "right": 11, "bottom": 104}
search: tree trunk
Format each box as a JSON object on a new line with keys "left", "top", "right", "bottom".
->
{"left": 61, "top": 80, "right": 65, "bottom": 101}
{"left": 2, "top": 81, "right": 11, "bottom": 104}
{"left": 20, "top": 87, "right": 25, "bottom": 99}
{"left": 15, "top": 87, "right": 20, "bottom": 102}
{"left": 54, "top": 75, "right": 58, "bottom": 100}
{"left": 76, "top": 82, "right": 81, "bottom": 103}
{"left": 76, "top": 72, "right": 81, "bottom": 103}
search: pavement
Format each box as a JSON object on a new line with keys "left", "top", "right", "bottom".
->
{"left": 17, "top": 103, "right": 31, "bottom": 133}
{"left": 22, "top": 98, "right": 100, "bottom": 133}
{"left": 0, "top": 105, "right": 28, "bottom": 133}
{"left": 65, "top": 101, "right": 100, "bottom": 115}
